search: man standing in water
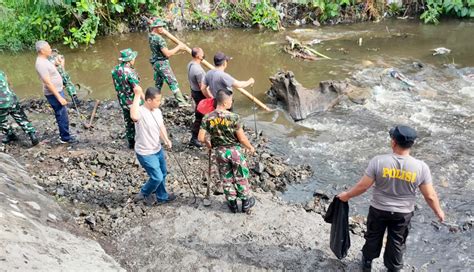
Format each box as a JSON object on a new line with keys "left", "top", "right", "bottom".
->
{"left": 0, "top": 70, "right": 39, "bottom": 146}
{"left": 337, "top": 125, "right": 445, "bottom": 272}
{"left": 35, "top": 40, "right": 75, "bottom": 144}
{"left": 148, "top": 18, "right": 189, "bottom": 107}
{"left": 111, "top": 48, "right": 144, "bottom": 149}
{"left": 187, "top": 47, "right": 211, "bottom": 147}
{"left": 202, "top": 52, "right": 254, "bottom": 98}
{"left": 198, "top": 89, "right": 256, "bottom": 213}
{"left": 131, "top": 86, "right": 175, "bottom": 205}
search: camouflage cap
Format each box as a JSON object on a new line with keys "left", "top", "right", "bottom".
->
{"left": 149, "top": 18, "right": 167, "bottom": 28}
{"left": 118, "top": 48, "right": 138, "bottom": 62}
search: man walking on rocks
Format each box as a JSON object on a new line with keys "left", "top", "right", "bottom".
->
{"left": 187, "top": 47, "right": 210, "bottom": 147}
{"left": 131, "top": 86, "right": 175, "bottom": 205}
{"left": 148, "top": 18, "right": 189, "bottom": 107}
{"left": 0, "top": 70, "right": 39, "bottom": 146}
{"left": 111, "top": 48, "right": 144, "bottom": 149}
{"left": 198, "top": 89, "right": 256, "bottom": 213}
{"left": 35, "top": 40, "right": 75, "bottom": 144}
{"left": 337, "top": 125, "right": 445, "bottom": 272}
{"left": 202, "top": 52, "right": 254, "bottom": 98}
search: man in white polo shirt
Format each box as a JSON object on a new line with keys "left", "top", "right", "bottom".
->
{"left": 130, "top": 86, "right": 175, "bottom": 205}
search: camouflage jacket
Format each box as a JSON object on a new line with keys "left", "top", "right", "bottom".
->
{"left": 149, "top": 33, "right": 168, "bottom": 64}
{"left": 0, "top": 70, "right": 18, "bottom": 109}
{"left": 111, "top": 62, "right": 140, "bottom": 107}
{"left": 201, "top": 109, "right": 242, "bottom": 147}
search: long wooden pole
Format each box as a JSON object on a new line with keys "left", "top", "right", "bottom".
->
{"left": 162, "top": 29, "right": 272, "bottom": 112}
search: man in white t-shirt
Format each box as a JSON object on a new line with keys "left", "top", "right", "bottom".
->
{"left": 130, "top": 86, "right": 175, "bottom": 205}
{"left": 337, "top": 125, "right": 445, "bottom": 272}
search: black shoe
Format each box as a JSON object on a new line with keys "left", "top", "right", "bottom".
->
{"left": 157, "top": 193, "right": 176, "bottom": 205}
{"left": 189, "top": 138, "right": 202, "bottom": 148}
{"left": 361, "top": 255, "right": 372, "bottom": 272}
{"left": 242, "top": 197, "right": 256, "bottom": 213}
{"left": 227, "top": 200, "right": 238, "bottom": 213}
{"left": 128, "top": 139, "right": 135, "bottom": 149}
{"left": 2, "top": 132, "right": 18, "bottom": 144}
{"left": 29, "top": 132, "right": 39, "bottom": 146}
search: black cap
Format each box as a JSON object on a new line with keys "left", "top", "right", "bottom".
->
{"left": 214, "top": 52, "right": 232, "bottom": 66}
{"left": 389, "top": 125, "right": 417, "bottom": 145}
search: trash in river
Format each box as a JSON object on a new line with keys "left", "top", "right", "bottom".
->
{"left": 431, "top": 47, "right": 451, "bottom": 56}
{"left": 387, "top": 68, "right": 416, "bottom": 87}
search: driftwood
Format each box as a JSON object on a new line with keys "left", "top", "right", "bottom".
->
{"left": 283, "top": 36, "right": 331, "bottom": 61}
{"left": 267, "top": 71, "right": 371, "bottom": 121}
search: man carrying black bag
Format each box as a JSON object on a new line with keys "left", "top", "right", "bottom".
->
{"left": 324, "top": 196, "right": 350, "bottom": 259}
{"left": 337, "top": 125, "right": 445, "bottom": 272}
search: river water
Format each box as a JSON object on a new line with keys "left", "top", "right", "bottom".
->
{"left": 2, "top": 19, "right": 473, "bottom": 270}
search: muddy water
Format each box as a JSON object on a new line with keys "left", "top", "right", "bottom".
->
{"left": 2, "top": 19, "right": 473, "bottom": 270}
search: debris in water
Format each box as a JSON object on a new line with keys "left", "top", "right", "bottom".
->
{"left": 431, "top": 47, "right": 451, "bottom": 56}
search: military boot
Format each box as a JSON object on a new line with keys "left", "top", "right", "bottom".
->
{"left": 28, "top": 132, "right": 39, "bottom": 146}
{"left": 227, "top": 200, "right": 238, "bottom": 213}
{"left": 242, "top": 197, "right": 256, "bottom": 213}
{"left": 173, "top": 91, "right": 191, "bottom": 107}
{"left": 2, "top": 131, "right": 18, "bottom": 144}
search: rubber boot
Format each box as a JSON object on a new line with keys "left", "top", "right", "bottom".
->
{"left": 2, "top": 131, "right": 18, "bottom": 144}
{"left": 173, "top": 91, "right": 191, "bottom": 107}
{"left": 227, "top": 200, "right": 238, "bottom": 213}
{"left": 241, "top": 197, "right": 256, "bottom": 213}
{"left": 29, "top": 132, "right": 39, "bottom": 146}
{"left": 128, "top": 139, "right": 135, "bottom": 149}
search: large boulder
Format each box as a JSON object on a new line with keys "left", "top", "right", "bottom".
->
{"left": 267, "top": 71, "right": 370, "bottom": 121}
{"left": 0, "top": 153, "right": 124, "bottom": 271}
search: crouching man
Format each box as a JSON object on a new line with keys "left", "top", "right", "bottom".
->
{"left": 131, "top": 86, "right": 176, "bottom": 205}
{"left": 198, "top": 89, "right": 256, "bottom": 213}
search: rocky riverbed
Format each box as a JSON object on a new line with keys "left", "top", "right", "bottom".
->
{"left": 1, "top": 97, "right": 389, "bottom": 271}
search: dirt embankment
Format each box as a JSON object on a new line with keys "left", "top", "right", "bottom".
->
{"left": 3, "top": 98, "right": 383, "bottom": 271}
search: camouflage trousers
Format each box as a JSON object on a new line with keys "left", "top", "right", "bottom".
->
{"left": 215, "top": 145, "right": 251, "bottom": 202}
{"left": 0, "top": 101, "right": 36, "bottom": 135}
{"left": 118, "top": 102, "right": 134, "bottom": 141}
{"left": 153, "top": 60, "right": 179, "bottom": 93}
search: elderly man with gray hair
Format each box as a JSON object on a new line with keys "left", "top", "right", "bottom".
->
{"left": 35, "top": 40, "right": 75, "bottom": 143}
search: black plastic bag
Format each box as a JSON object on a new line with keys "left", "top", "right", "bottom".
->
{"left": 324, "top": 196, "right": 351, "bottom": 259}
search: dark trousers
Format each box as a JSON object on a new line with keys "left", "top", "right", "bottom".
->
{"left": 362, "top": 206, "right": 413, "bottom": 271}
{"left": 45, "top": 92, "right": 71, "bottom": 141}
{"left": 191, "top": 90, "right": 206, "bottom": 140}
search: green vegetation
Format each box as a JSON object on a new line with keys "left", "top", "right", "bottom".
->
{"left": 421, "top": 0, "right": 474, "bottom": 24}
{"left": 0, "top": 0, "right": 473, "bottom": 52}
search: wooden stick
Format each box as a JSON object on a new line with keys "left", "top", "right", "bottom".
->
{"left": 88, "top": 100, "right": 100, "bottom": 128}
{"left": 162, "top": 29, "right": 272, "bottom": 112}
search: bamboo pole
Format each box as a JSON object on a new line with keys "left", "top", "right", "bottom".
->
{"left": 162, "top": 29, "right": 272, "bottom": 112}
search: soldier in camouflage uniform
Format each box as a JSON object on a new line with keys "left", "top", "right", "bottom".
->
{"left": 111, "top": 48, "right": 144, "bottom": 149}
{"left": 198, "top": 89, "right": 256, "bottom": 213}
{"left": 48, "top": 49, "right": 80, "bottom": 107}
{"left": 0, "top": 70, "right": 39, "bottom": 146}
{"left": 148, "top": 18, "right": 190, "bottom": 107}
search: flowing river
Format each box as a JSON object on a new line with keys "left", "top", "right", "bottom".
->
{"left": 2, "top": 19, "right": 473, "bottom": 270}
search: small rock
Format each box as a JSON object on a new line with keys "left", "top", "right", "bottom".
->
{"left": 25, "top": 201, "right": 41, "bottom": 211}
{"left": 85, "top": 215, "right": 96, "bottom": 229}
{"left": 96, "top": 169, "right": 107, "bottom": 178}
{"left": 48, "top": 213, "right": 57, "bottom": 222}
{"left": 79, "top": 162, "right": 86, "bottom": 170}
{"left": 10, "top": 210, "right": 27, "bottom": 219}
{"left": 253, "top": 162, "right": 265, "bottom": 175}
{"left": 266, "top": 163, "right": 285, "bottom": 177}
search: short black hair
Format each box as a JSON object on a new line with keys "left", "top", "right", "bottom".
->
{"left": 191, "top": 47, "right": 200, "bottom": 58}
{"left": 395, "top": 139, "right": 414, "bottom": 149}
{"left": 215, "top": 89, "right": 232, "bottom": 105}
{"left": 145, "top": 87, "right": 161, "bottom": 100}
